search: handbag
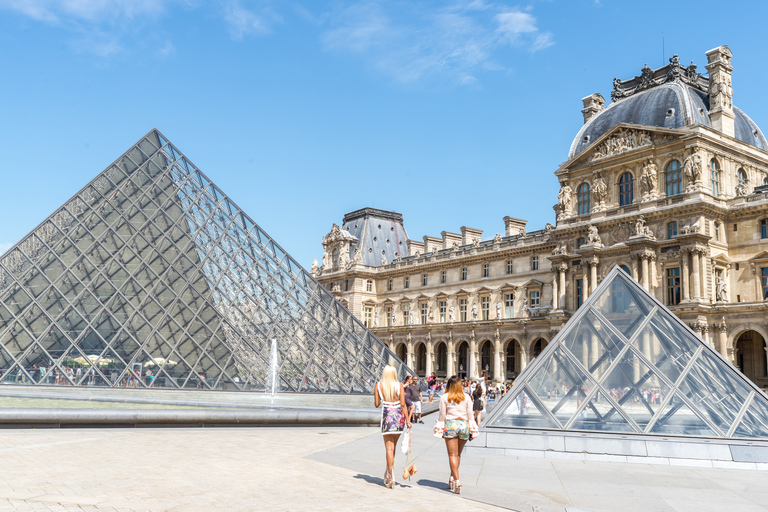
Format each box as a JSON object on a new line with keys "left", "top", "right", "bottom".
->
{"left": 401, "top": 425, "right": 418, "bottom": 480}
{"left": 401, "top": 425, "right": 411, "bottom": 455}
{"left": 433, "top": 420, "right": 445, "bottom": 439}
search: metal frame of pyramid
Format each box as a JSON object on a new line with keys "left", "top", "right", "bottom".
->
{"left": 483, "top": 266, "right": 768, "bottom": 440}
{"left": 0, "top": 129, "right": 411, "bottom": 393}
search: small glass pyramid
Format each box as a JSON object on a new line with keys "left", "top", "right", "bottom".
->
{"left": 0, "top": 129, "right": 409, "bottom": 392}
{"left": 484, "top": 266, "right": 768, "bottom": 439}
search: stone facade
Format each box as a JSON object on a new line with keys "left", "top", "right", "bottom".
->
{"left": 314, "top": 46, "right": 768, "bottom": 389}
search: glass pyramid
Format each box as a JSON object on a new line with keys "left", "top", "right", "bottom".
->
{"left": 484, "top": 266, "right": 768, "bottom": 439}
{"left": 0, "top": 129, "right": 410, "bottom": 392}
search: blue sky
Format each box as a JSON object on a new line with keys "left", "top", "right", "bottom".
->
{"left": 1, "top": 1, "right": 768, "bottom": 268}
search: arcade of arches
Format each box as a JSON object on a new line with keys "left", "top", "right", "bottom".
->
{"left": 390, "top": 334, "right": 549, "bottom": 383}
{"left": 733, "top": 330, "right": 768, "bottom": 388}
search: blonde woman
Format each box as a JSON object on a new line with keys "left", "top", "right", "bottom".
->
{"left": 374, "top": 365, "right": 411, "bottom": 489}
{"left": 434, "top": 375, "right": 479, "bottom": 494}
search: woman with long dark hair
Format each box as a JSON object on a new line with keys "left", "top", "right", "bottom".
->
{"left": 434, "top": 375, "right": 478, "bottom": 494}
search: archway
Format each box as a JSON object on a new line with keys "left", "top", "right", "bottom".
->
{"left": 416, "top": 343, "right": 427, "bottom": 376}
{"left": 480, "top": 340, "right": 493, "bottom": 379}
{"left": 395, "top": 343, "right": 407, "bottom": 365}
{"left": 735, "top": 330, "right": 767, "bottom": 386}
{"left": 532, "top": 338, "right": 548, "bottom": 359}
{"left": 435, "top": 342, "right": 447, "bottom": 378}
{"left": 457, "top": 341, "right": 469, "bottom": 379}
{"left": 505, "top": 339, "right": 520, "bottom": 380}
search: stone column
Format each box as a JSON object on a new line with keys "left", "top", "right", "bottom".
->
{"left": 469, "top": 333, "right": 478, "bottom": 379}
{"left": 406, "top": 340, "right": 414, "bottom": 369}
{"left": 641, "top": 255, "right": 650, "bottom": 290}
{"left": 590, "top": 260, "right": 598, "bottom": 297}
{"left": 649, "top": 255, "right": 657, "bottom": 295}
{"left": 552, "top": 271, "right": 559, "bottom": 310}
{"left": 716, "top": 324, "right": 728, "bottom": 358}
{"left": 559, "top": 267, "right": 567, "bottom": 311}
{"left": 446, "top": 339, "right": 455, "bottom": 375}
{"left": 692, "top": 249, "right": 701, "bottom": 299}
{"left": 519, "top": 343, "right": 529, "bottom": 372}
{"left": 681, "top": 249, "right": 690, "bottom": 301}
{"left": 630, "top": 256, "right": 639, "bottom": 281}
{"left": 493, "top": 336, "right": 502, "bottom": 384}
{"left": 425, "top": 340, "right": 434, "bottom": 377}
{"left": 699, "top": 252, "right": 707, "bottom": 301}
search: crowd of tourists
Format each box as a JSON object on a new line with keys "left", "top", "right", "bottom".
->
{"left": 374, "top": 366, "right": 504, "bottom": 493}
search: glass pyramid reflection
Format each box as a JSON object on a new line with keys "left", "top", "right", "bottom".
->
{"left": 0, "top": 129, "right": 410, "bottom": 392}
{"left": 484, "top": 266, "right": 768, "bottom": 439}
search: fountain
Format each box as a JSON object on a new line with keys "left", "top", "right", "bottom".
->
{"left": 269, "top": 338, "right": 278, "bottom": 397}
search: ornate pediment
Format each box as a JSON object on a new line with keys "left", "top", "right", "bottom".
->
{"left": 588, "top": 127, "right": 676, "bottom": 162}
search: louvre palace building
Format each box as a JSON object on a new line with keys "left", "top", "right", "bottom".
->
{"left": 314, "top": 45, "right": 768, "bottom": 390}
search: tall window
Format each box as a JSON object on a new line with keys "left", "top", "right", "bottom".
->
{"left": 667, "top": 267, "right": 681, "bottom": 306}
{"left": 482, "top": 263, "right": 490, "bottom": 278}
{"left": 576, "top": 278, "right": 584, "bottom": 308}
{"left": 577, "top": 183, "right": 591, "bottom": 215}
{"left": 667, "top": 221, "right": 677, "bottom": 239}
{"left": 531, "top": 255, "right": 539, "bottom": 271}
{"left": 387, "top": 279, "right": 392, "bottom": 291}
{"left": 439, "top": 300, "right": 447, "bottom": 323}
{"left": 421, "top": 303, "right": 428, "bottom": 324}
{"left": 619, "top": 172, "right": 634, "bottom": 206}
{"left": 507, "top": 259, "right": 514, "bottom": 274}
{"left": 363, "top": 306, "right": 373, "bottom": 327}
{"left": 504, "top": 293, "right": 514, "bottom": 318}
{"left": 710, "top": 159, "right": 721, "bottom": 197}
{"left": 461, "top": 267, "right": 467, "bottom": 281}
{"left": 762, "top": 268, "right": 768, "bottom": 300}
{"left": 715, "top": 221, "right": 721, "bottom": 241}
{"left": 386, "top": 306, "right": 393, "bottom": 326}
{"left": 481, "top": 296, "right": 490, "bottom": 320}
{"left": 529, "top": 291, "right": 540, "bottom": 308}
{"left": 459, "top": 298, "right": 468, "bottom": 322}
{"left": 402, "top": 304, "right": 410, "bottom": 325}
{"left": 665, "top": 160, "right": 682, "bottom": 196}
{"left": 441, "top": 270, "right": 447, "bottom": 283}
{"left": 366, "top": 279, "right": 373, "bottom": 292}
{"left": 404, "top": 276, "right": 409, "bottom": 289}
{"left": 422, "top": 273, "right": 428, "bottom": 286}
{"left": 761, "top": 219, "right": 767, "bottom": 239}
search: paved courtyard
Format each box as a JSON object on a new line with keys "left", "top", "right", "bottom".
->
{"left": 0, "top": 423, "right": 766, "bottom": 512}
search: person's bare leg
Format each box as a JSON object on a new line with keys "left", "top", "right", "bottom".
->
{"left": 445, "top": 438, "right": 460, "bottom": 481}
{"left": 383, "top": 434, "right": 400, "bottom": 483}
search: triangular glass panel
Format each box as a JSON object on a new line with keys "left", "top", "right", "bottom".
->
{"left": 591, "top": 270, "right": 655, "bottom": 339}
{"left": 631, "top": 309, "right": 699, "bottom": 385}
{"left": 527, "top": 346, "right": 595, "bottom": 425}
{"left": 648, "top": 391, "right": 719, "bottom": 436}
{"left": 562, "top": 309, "right": 624, "bottom": 380}
{"left": 569, "top": 389, "right": 638, "bottom": 433}
{"left": 731, "top": 394, "right": 768, "bottom": 439}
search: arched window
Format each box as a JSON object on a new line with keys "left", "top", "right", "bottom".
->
{"left": 710, "top": 159, "right": 721, "bottom": 197}
{"left": 738, "top": 168, "right": 747, "bottom": 187}
{"left": 577, "top": 183, "right": 591, "bottom": 215}
{"left": 619, "top": 172, "right": 634, "bottom": 206}
{"left": 668, "top": 221, "right": 677, "bottom": 239}
{"left": 665, "top": 160, "right": 682, "bottom": 196}
{"left": 366, "top": 279, "right": 373, "bottom": 292}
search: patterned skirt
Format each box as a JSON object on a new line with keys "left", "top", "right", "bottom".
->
{"left": 443, "top": 419, "right": 470, "bottom": 440}
{"left": 381, "top": 401, "right": 405, "bottom": 435}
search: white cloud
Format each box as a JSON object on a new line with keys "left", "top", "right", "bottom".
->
{"left": 223, "top": 0, "right": 282, "bottom": 40}
{"left": 320, "top": 1, "right": 554, "bottom": 84}
{"left": 0, "top": 0, "right": 168, "bottom": 24}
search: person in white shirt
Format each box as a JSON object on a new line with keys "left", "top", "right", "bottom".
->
{"left": 434, "top": 375, "right": 479, "bottom": 494}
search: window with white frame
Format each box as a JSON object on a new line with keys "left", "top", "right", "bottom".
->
{"left": 402, "top": 304, "right": 410, "bottom": 325}
{"left": 710, "top": 159, "right": 721, "bottom": 197}
{"left": 529, "top": 290, "right": 540, "bottom": 308}
{"left": 507, "top": 259, "right": 513, "bottom": 274}
{"left": 439, "top": 300, "right": 447, "bottom": 323}
{"left": 441, "top": 270, "right": 447, "bottom": 283}
{"left": 667, "top": 267, "right": 681, "bottom": 306}
{"left": 619, "top": 172, "right": 634, "bottom": 206}
{"left": 421, "top": 302, "right": 428, "bottom": 324}
{"left": 532, "top": 255, "right": 539, "bottom": 271}
{"left": 504, "top": 293, "right": 514, "bottom": 318}
{"left": 366, "top": 279, "right": 373, "bottom": 292}
{"left": 665, "top": 160, "right": 682, "bottom": 196}
{"left": 422, "top": 273, "right": 428, "bottom": 286}
{"left": 459, "top": 298, "right": 468, "bottom": 322}
{"left": 387, "top": 279, "right": 392, "bottom": 291}
{"left": 461, "top": 267, "right": 467, "bottom": 281}
{"left": 481, "top": 296, "right": 490, "bottom": 320}
{"left": 363, "top": 306, "right": 373, "bottom": 327}
{"left": 577, "top": 183, "right": 591, "bottom": 215}
{"left": 386, "top": 306, "right": 393, "bottom": 326}
{"left": 668, "top": 221, "right": 677, "bottom": 239}
{"left": 404, "top": 276, "right": 409, "bottom": 289}
{"left": 482, "top": 263, "right": 489, "bottom": 278}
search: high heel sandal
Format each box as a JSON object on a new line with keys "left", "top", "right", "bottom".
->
{"left": 453, "top": 480, "right": 461, "bottom": 494}
{"left": 384, "top": 467, "right": 395, "bottom": 489}
{"left": 448, "top": 475, "right": 455, "bottom": 491}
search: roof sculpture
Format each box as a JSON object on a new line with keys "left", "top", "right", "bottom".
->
{"left": 484, "top": 266, "right": 768, "bottom": 439}
{"left": 0, "top": 129, "right": 409, "bottom": 392}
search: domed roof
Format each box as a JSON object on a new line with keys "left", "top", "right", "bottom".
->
{"left": 569, "top": 58, "right": 768, "bottom": 159}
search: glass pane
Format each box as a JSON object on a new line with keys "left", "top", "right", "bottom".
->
{"left": 569, "top": 390, "right": 638, "bottom": 433}
{"left": 601, "top": 348, "right": 671, "bottom": 430}
{"left": 562, "top": 309, "right": 624, "bottom": 380}
{"left": 732, "top": 395, "right": 768, "bottom": 439}
{"left": 649, "top": 392, "right": 718, "bottom": 436}
{"left": 678, "top": 350, "right": 752, "bottom": 435}
{"left": 528, "top": 346, "right": 595, "bottom": 424}
{"left": 632, "top": 310, "right": 699, "bottom": 384}
{"left": 592, "top": 271, "right": 655, "bottom": 339}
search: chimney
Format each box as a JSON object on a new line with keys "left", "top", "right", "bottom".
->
{"left": 705, "top": 45, "right": 734, "bottom": 137}
{"left": 581, "top": 93, "right": 605, "bottom": 124}
{"left": 503, "top": 216, "right": 527, "bottom": 237}
{"left": 460, "top": 226, "right": 483, "bottom": 246}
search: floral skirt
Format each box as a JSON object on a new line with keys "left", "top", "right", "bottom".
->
{"left": 381, "top": 402, "right": 405, "bottom": 435}
{"left": 443, "top": 419, "right": 470, "bottom": 440}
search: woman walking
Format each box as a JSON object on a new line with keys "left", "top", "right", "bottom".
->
{"left": 434, "top": 375, "right": 478, "bottom": 494}
{"left": 374, "top": 365, "right": 410, "bottom": 489}
{"left": 472, "top": 385, "right": 484, "bottom": 424}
